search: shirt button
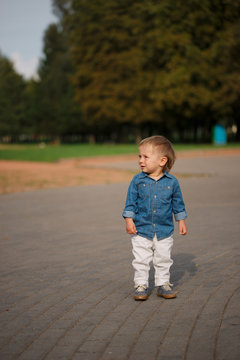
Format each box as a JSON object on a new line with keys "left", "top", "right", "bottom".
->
{"left": 153, "top": 209, "right": 156, "bottom": 213}
{"left": 154, "top": 195, "right": 157, "bottom": 199}
{"left": 153, "top": 224, "right": 156, "bottom": 227}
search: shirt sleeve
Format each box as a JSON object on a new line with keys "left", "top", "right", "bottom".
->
{"left": 172, "top": 178, "right": 187, "bottom": 221}
{"left": 122, "top": 177, "right": 138, "bottom": 220}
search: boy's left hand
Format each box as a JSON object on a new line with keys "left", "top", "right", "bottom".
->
{"left": 178, "top": 219, "right": 187, "bottom": 235}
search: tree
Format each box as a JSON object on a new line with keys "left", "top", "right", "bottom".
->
{"left": 0, "top": 53, "right": 27, "bottom": 139}
{"left": 66, "top": 0, "right": 240, "bottom": 142}
{"left": 69, "top": 1, "right": 154, "bottom": 140}
{"left": 36, "top": 22, "right": 82, "bottom": 140}
{"left": 149, "top": 0, "right": 240, "bottom": 141}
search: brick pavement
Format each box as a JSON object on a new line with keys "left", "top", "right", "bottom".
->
{"left": 0, "top": 154, "right": 240, "bottom": 360}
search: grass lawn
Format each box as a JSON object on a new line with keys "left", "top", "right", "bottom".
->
{"left": 0, "top": 143, "right": 240, "bottom": 162}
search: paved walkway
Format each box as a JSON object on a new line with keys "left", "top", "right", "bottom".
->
{"left": 0, "top": 154, "right": 240, "bottom": 360}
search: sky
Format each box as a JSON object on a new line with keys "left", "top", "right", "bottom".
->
{"left": 0, "top": 0, "right": 57, "bottom": 79}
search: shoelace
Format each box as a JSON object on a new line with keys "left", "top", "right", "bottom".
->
{"left": 136, "top": 285, "right": 147, "bottom": 292}
{"left": 162, "top": 283, "right": 173, "bottom": 291}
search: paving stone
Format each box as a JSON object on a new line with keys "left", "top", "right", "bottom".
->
{"left": 0, "top": 155, "right": 239, "bottom": 359}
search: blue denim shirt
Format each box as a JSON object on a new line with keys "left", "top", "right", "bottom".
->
{"left": 122, "top": 171, "right": 187, "bottom": 240}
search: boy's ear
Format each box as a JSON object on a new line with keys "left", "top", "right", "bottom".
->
{"left": 160, "top": 156, "right": 168, "bottom": 167}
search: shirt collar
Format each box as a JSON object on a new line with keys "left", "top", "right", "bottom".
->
{"left": 139, "top": 171, "right": 173, "bottom": 180}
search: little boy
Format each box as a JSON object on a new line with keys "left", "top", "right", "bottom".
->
{"left": 122, "top": 135, "right": 187, "bottom": 300}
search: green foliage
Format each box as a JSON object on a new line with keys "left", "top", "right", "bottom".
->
{"left": 0, "top": 54, "right": 27, "bottom": 137}
{"left": 1, "top": 0, "right": 240, "bottom": 142}
{"left": 68, "top": 0, "right": 240, "bottom": 140}
{"left": 36, "top": 22, "right": 83, "bottom": 137}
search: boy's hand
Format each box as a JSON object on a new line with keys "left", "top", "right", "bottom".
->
{"left": 178, "top": 219, "right": 187, "bottom": 235}
{"left": 125, "top": 218, "right": 138, "bottom": 235}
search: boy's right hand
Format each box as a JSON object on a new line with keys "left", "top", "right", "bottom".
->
{"left": 125, "top": 218, "right": 138, "bottom": 235}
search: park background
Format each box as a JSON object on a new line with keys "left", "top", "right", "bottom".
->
{"left": 1, "top": 3, "right": 240, "bottom": 358}
{"left": 1, "top": 0, "right": 240, "bottom": 145}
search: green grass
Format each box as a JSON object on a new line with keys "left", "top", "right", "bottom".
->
{"left": 0, "top": 143, "right": 239, "bottom": 163}
{"left": 0, "top": 144, "right": 139, "bottom": 162}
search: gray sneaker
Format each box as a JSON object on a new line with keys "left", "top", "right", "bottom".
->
{"left": 157, "top": 283, "right": 177, "bottom": 299}
{"left": 134, "top": 285, "right": 148, "bottom": 301}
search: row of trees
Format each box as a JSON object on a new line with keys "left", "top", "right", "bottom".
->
{"left": 1, "top": 0, "right": 240, "bottom": 143}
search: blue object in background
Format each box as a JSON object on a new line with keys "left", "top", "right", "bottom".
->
{"left": 213, "top": 124, "right": 227, "bottom": 145}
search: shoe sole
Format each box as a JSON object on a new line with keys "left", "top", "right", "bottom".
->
{"left": 157, "top": 293, "right": 177, "bottom": 299}
{"left": 134, "top": 295, "right": 148, "bottom": 300}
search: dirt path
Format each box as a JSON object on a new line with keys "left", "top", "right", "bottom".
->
{"left": 1, "top": 148, "right": 240, "bottom": 194}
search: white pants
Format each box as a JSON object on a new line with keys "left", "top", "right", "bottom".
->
{"left": 131, "top": 234, "right": 174, "bottom": 288}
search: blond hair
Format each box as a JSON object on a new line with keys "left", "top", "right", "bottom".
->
{"left": 139, "top": 135, "right": 176, "bottom": 172}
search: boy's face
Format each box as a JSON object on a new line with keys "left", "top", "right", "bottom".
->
{"left": 138, "top": 144, "right": 167, "bottom": 177}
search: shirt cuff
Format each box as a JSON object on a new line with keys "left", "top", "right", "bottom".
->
{"left": 122, "top": 210, "right": 136, "bottom": 220}
{"left": 174, "top": 211, "right": 187, "bottom": 221}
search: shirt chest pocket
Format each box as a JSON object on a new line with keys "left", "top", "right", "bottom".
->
{"left": 160, "top": 185, "right": 172, "bottom": 200}
{"left": 137, "top": 183, "right": 151, "bottom": 199}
